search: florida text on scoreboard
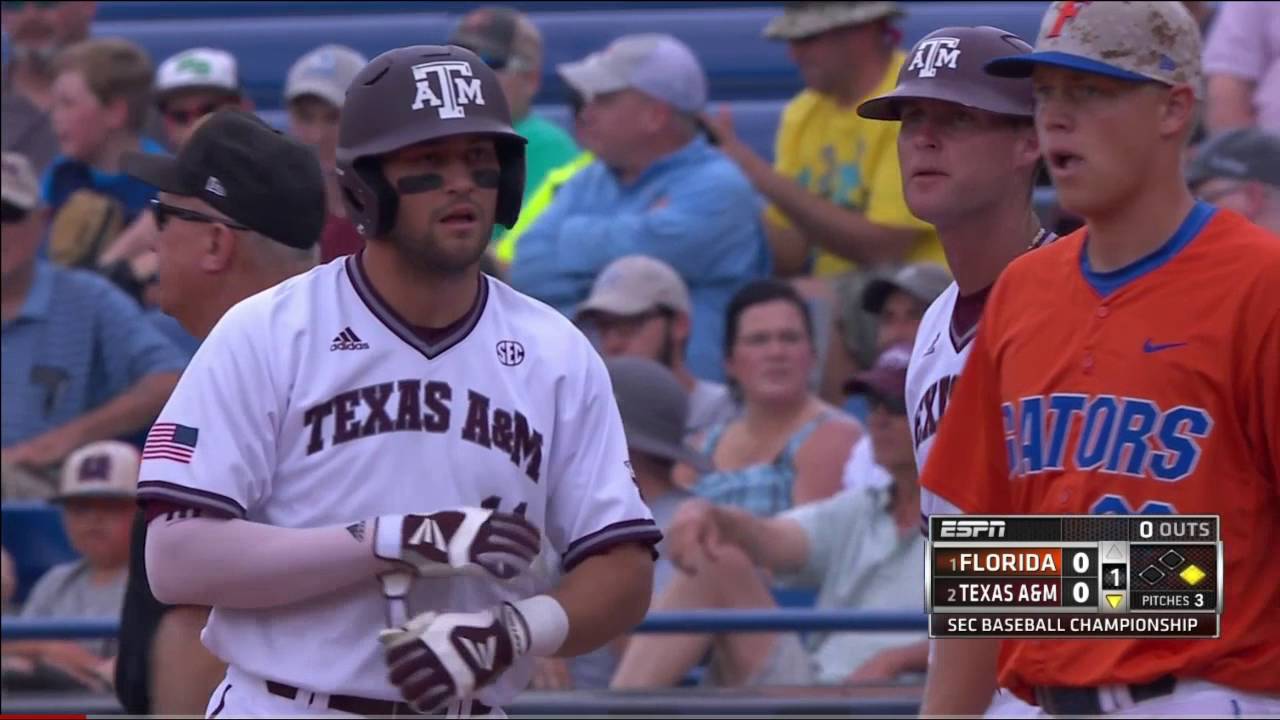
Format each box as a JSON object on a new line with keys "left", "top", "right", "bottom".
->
{"left": 926, "top": 515, "right": 1222, "bottom": 638}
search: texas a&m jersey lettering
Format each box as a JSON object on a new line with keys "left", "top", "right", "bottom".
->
{"left": 913, "top": 373, "right": 958, "bottom": 451}
{"left": 302, "top": 380, "right": 544, "bottom": 481}
{"left": 1002, "top": 394, "right": 1212, "bottom": 481}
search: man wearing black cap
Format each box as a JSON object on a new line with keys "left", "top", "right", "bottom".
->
{"left": 1187, "top": 128, "right": 1280, "bottom": 234}
{"left": 113, "top": 108, "right": 326, "bottom": 716}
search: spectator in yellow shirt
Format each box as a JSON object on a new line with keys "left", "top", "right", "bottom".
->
{"left": 707, "top": 1, "right": 940, "bottom": 278}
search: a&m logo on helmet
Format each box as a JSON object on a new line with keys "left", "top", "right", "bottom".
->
{"left": 411, "top": 60, "right": 486, "bottom": 119}
{"left": 907, "top": 37, "right": 962, "bottom": 78}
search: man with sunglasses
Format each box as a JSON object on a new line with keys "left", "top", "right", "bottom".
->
{"left": 1, "top": 149, "right": 184, "bottom": 481}
{"left": 113, "top": 108, "right": 326, "bottom": 716}
{"left": 153, "top": 47, "right": 252, "bottom": 151}
{"left": 575, "top": 254, "right": 737, "bottom": 441}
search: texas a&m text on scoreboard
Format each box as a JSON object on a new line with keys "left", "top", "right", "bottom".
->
{"left": 926, "top": 515, "right": 1222, "bottom": 638}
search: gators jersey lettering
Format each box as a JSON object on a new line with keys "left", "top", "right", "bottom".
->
{"left": 920, "top": 204, "right": 1280, "bottom": 699}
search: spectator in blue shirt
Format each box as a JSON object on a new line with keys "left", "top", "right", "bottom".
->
{"left": 1, "top": 151, "right": 185, "bottom": 477}
{"left": 508, "top": 34, "right": 771, "bottom": 382}
{"left": 42, "top": 38, "right": 165, "bottom": 270}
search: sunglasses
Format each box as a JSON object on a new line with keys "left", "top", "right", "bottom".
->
{"left": 162, "top": 101, "right": 232, "bottom": 126}
{"left": 1, "top": 1, "right": 60, "bottom": 9}
{"left": 150, "top": 198, "right": 250, "bottom": 231}
{"left": 1, "top": 201, "right": 30, "bottom": 224}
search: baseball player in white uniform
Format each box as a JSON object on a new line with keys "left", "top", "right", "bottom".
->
{"left": 855, "top": 25, "right": 1056, "bottom": 717}
{"left": 139, "top": 44, "right": 660, "bottom": 718}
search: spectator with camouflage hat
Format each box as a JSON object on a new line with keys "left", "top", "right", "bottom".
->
{"left": 1188, "top": 128, "right": 1280, "bottom": 233}
{"left": 283, "top": 44, "right": 369, "bottom": 262}
{"left": 154, "top": 48, "right": 252, "bottom": 150}
{"left": 449, "top": 6, "right": 580, "bottom": 237}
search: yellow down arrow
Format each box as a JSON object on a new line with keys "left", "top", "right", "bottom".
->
{"left": 1106, "top": 594, "right": 1124, "bottom": 609}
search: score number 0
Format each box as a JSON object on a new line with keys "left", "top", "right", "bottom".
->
{"left": 1067, "top": 549, "right": 1095, "bottom": 605}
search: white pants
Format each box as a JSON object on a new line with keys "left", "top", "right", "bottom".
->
{"left": 205, "top": 664, "right": 506, "bottom": 718}
{"left": 986, "top": 680, "right": 1280, "bottom": 718}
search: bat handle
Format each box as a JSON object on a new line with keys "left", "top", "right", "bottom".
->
{"left": 379, "top": 571, "right": 413, "bottom": 627}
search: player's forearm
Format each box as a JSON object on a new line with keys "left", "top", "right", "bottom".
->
{"left": 718, "top": 505, "right": 809, "bottom": 575}
{"left": 727, "top": 143, "right": 916, "bottom": 267}
{"left": 146, "top": 516, "right": 397, "bottom": 609}
{"left": 548, "top": 543, "right": 655, "bottom": 658}
{"left": 919, "top": 637, "right": 999, "bottom": 716}
{"left": 65, "top": 372, "right": 180, "bottom": 446}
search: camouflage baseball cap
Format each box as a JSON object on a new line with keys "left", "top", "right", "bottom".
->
{"left": 985, "top": 1, "right": 1204, "bottom": 99}
{"left": 858, "top": 26, "right": 1036, "bottom": 121}
{"left": 763, "top": 1, "right": 902, "bottom": 41}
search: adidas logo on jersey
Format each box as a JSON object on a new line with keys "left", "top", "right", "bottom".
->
{"left": 330, "top": 327, "right": 369, "bottom": 351}
{"left": 460, "top": 636, "right": 497, "bottom": 670}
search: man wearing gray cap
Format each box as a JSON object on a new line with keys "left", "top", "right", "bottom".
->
{"left": 539, "top": 356, "right": 710, "bottom": 690}
{"left": 1187, "top": 128, "right": 1280, "bottom": 233}
{"left": 576, "top": 255, "right": 738, "bottom": 440}
{"left": 283, "top": 44, "right": 370, "bottom": 263}
{"left": 508, "top": 33, "right": 770, "bottom": 383}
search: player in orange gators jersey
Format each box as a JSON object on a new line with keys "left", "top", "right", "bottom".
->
{"left": 919, "top": 1, "right": 1280, "bottom": 717}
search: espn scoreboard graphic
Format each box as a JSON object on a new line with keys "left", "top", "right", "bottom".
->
{"left": 927, "top": 516, "right": 1222, "bottom": 638}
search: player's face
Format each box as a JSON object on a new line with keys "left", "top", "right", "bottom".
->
{"left": 287, "top": 95, "right": 341, "bottom": 170}
{"left": 726, "top": 299, "right": 815, "bottom": 404}
{"left": 588, "top": 309, "right": 678, "bottom": 366}
{"left": 61, "top": 497, "right": 135, "bottom": 569}
{"left": 1032, "top": 66, "right": 1183, "bottom": 218}
{"left": 867, "top": 394, "right": 913, "bottom": 470}
{"left": 898, "top": 98, "right": 1039, "bottom": 226}
{"left": 382, "top": 135, "right": 500, "bottom": 276}
{"left": 876, "top": 290, "right": 925, "bottom": 353}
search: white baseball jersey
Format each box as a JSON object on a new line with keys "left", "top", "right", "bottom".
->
{"left": 916, "top": 229, "right": 1055, "bottom": 531}
{"left": 137, "top": 254, "right": 660, "bottom": 705}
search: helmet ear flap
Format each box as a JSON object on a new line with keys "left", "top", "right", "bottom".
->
{"left": 495, "top": 138, "right": 526, "bottom": 229}
{"left": 351, "top": 156, "right": 399, "bottom": 238}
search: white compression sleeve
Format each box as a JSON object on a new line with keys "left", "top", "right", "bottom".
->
{"left": 145, "top": 515, "right": 396, "bottom": 609}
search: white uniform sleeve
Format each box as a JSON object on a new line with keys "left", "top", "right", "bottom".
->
{"left": 136, "top": 299, "right": 282, "bottom": 518}
{"left": 544, "top": 338, "right": 662, "bottom": 572}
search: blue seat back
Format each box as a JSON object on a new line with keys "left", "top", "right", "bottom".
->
{"left": 2, "top": 502, "right": 78, "bottom": 605}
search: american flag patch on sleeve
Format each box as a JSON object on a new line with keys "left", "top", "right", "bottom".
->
{"left": 143, "top": 423, "right": 200, "bottom": 463}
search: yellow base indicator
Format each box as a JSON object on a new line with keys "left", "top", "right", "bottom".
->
{"left": 1180, "top": 564, "right": 1206, "bottom": 586}
{"left": 1106, "top": 594, "right": 1124, "bottom": 609}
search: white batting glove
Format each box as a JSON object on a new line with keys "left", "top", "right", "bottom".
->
{"left": 374, "top": 508, "right": 540, "bottom": 580}
{"left": 378, "top": 604, "right": 528, "bottom": 714}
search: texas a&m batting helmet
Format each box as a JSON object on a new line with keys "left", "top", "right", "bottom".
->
{"left": 336, "top": 44, "right": 527, "bottom": 237}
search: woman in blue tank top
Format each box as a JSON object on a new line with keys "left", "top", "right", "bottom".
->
{"left": 678, "top": 280, "right": 863, "bottom": 517}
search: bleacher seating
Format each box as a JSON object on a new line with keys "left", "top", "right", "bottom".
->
{"left": 1, "top": 502, "right": 78, "bottom": 605}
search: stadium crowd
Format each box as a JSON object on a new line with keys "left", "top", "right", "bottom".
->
{"left": 1, "top": 0, "right": 1278, "bottom": 715}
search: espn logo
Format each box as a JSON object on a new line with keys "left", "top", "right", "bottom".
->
{"left": 938, "top": 519, "right": 1007, "bottom": 539}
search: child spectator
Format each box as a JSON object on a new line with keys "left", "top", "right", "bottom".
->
{"left": 2, "top": 440, "right": 139, "bottom": 692}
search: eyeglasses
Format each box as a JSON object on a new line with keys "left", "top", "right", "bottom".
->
{"left": 1, "top": 201, "right": 30, "bottom": 224}
{"left": 150, "top": 198, "right": 250, "bottom": 231}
